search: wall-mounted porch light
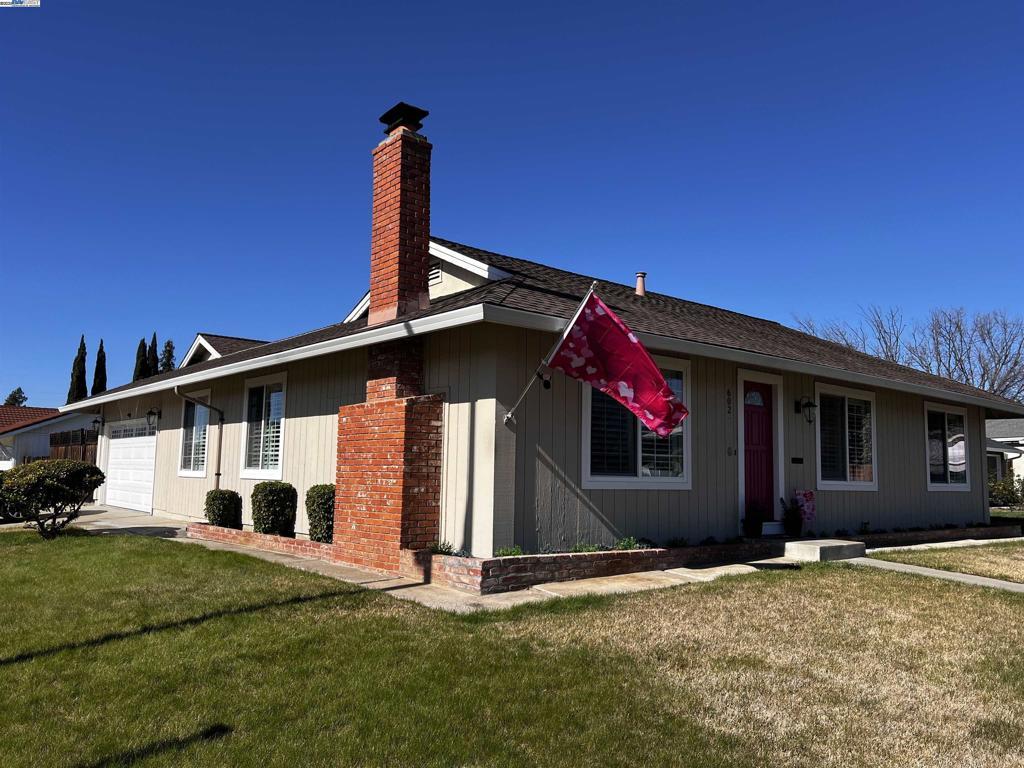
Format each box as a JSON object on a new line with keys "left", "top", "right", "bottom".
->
{"left": 145, "top": 408, "right": 162, "bottom": 428}
{"left": 795, "top": 397, "right": 817, "bottom": 424}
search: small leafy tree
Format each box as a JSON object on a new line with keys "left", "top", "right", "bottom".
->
{"left": 1, "top": 460, "right": 105, "bottom": 539}
{"left": 147, "top": 333, "right": 159, "bottom": 378}
{"left": 133, "top": 338, "right": 149, "bottom": 381}
{"left": 3, "top": 387, "right": 28, "bottom": 407}
{"left": 159, "top": 339, "right": 176, "bottom": 373}
{"left": 66, "top": 335, "right": 88, "bottom": 404}
{"left": 91, "top": 339, "right": 107, "bottom": 397}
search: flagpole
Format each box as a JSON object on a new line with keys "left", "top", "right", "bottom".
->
{"left": 503, "top": 281, "right": 598, "bottom": 427}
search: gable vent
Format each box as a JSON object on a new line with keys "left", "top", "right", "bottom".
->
{"left": 428, "top": 261, "right": 442, "bottom": 286}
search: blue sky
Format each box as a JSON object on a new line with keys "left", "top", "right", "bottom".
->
{"left": 1, "top": 1, "right": 1021, "bottom": 405}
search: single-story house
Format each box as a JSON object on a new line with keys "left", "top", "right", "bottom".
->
{"left": 61, "top": 102, "right": 1024, "bottom": 576}
{"left": 0, "top": 406, "right": 96, "bottom": 470}
{"left": 987, "top": 419, "right": 1024, "bottom": 480}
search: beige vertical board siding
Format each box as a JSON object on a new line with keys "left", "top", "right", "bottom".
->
{"left": 490, "top": 328, "right": 988, "bottom": 550}
{"left": 425, "top": 325, "right": 499, "bottom": 557}
{"left": 492, "top": 328, "right": 741, "bottom": 550}
{"left": 101, "top": 349, "right": 366, "bottom": 534}
{"left": 782, "top": 372, "right": 987, "bottom": 534}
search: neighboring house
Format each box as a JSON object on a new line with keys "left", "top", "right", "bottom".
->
{"left": 60, "top": 102, "right": 1024, "bottom": 576}
{"left": 987, "top": 419, "right": 1024, "bottom": 480}
{"left": 0, "top": 406, "right": 96, "bottom": 470}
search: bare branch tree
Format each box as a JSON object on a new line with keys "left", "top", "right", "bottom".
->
{"left": 798, "top": 306, "right": 1024, "bottom": 403}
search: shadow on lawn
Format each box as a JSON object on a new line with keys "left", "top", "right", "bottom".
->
{"left": 0, "top": 590, "right": 356, "bottom": 668}
{"left": 71, "top": 723, "right": 232, "bottom": 768}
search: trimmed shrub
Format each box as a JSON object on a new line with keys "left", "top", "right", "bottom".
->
{"left": 204, "top": 489, "right": 242, "bottom": 529}
{"left": 252, "top": 481, "right": 297, "bottom": 537}
{"left": 305, "top": 484, "right": 335, "bottom": 544}
{"left": 1, "top": 459, "right": 104, "bottom": 539}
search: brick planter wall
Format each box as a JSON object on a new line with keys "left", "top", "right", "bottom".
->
{"left": 186, "top": 523, "right": 334, "bottom": 560}
{"left": 431, "top": 539, "right": 787, "bottom": 595}
{"left": 428, "top": 524, "right": 1024, "bottom": 595}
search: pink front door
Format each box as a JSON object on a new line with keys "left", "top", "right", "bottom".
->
{"left": 744, "top": 381, "right": 774, "bottom": 522}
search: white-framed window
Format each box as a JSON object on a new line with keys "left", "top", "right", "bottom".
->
{"left": 178, "top": 389, "right": 210, "bottom": 478}
{"left": 925, "top": 402, "right": 970, "bottom": 491}
{"left": 815, "top": 382, "right": 877, "bottom": 491}
{"left": 581, "top": 356, "right": 691, "bottom": 490}
{"left": 240, "top": 373, "right": 286, "bottom": 480}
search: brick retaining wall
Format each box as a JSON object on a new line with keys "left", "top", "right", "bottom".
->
{"left": 186, "top": 523, "right": 334, "bottom": 560}
{"left": 430, "top": 524, "right": 1024, "bottom": 594}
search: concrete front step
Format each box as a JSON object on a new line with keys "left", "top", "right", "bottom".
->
{"left": 785, "top": 539, "right": 866, "bottom": 562}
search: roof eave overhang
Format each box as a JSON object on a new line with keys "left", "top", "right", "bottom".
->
{"left": 60, "top": 303, "right": 1024, "bottom": 418}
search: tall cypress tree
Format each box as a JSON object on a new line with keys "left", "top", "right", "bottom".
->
{"left": 66, "top": 335, "right": 88, "bottom": 404}
{"left": 133, "top": 338, "right": 149, "bottom": 381}
{"left": 159, "top": 339, "right": 176, "bottom": 373}
{"left": 91, "top": 339, "right": 107, "bottom": 396}
{"left": 147, "top": 333, "right": 159, "bottom": 378}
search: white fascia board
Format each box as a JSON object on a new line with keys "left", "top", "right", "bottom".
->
{"left": 178, "top": 334, "right": 222, "bottom": 368}
{"left": 429, "top": 241, "right": 511, "bottom": 280}
{"left": 343, "top": 291, "right": 370, "bottom": 323}
{"left": 60, "top": 304, "right": 488, "bottom": 412}
{"left": 479, "top": 305, "right": 1024, "bottom": 416}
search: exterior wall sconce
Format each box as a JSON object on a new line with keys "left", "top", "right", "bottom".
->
{"left": 90, "top": 417, "right": 104, "bottom": 433}
{"left": 795, "top": 397, "right": 817, "bottom": 424}
{"left": 145, "top": 408, "right": 162, "bottom": 428}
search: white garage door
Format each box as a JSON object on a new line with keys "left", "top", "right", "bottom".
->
{"left": 104, "top": 421, "right": 157, "bottom": 513}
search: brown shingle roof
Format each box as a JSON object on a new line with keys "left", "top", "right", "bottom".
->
{"left": 198, "top": 333, "right": 268, "bottom": 356}
{"left": 66, "top": 236, "right": 1023, "bottom": 413}
{"left": 0, "top": 406, "right": 61, "bottom": 434}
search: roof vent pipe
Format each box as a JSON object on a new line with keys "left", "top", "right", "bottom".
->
{"left": 635, "top": 271, "right": 647, "bottom": 297}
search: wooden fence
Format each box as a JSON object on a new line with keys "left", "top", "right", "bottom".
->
{"left": 49, "top": 429, "right": 99, "bottom": 465}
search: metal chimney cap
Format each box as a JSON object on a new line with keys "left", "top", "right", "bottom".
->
{"left": 379, "top": 102, "right": 429, "bottom": 135}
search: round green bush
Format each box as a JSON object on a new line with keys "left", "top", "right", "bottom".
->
{"left": 252, "top": 481, "right": 297, "bottom": 537}
{"left": 0, "top": 459, "right": 105, "bottom": 538}
{"left": 305, "top": 484, "right": 335, "bottom": 544}
{"left": 204, "top": 489, "right": 242, "bottom": 529}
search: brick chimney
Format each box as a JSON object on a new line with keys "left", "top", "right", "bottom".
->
{"left": 368, "top": 102, "right": 432, "bottom": 326}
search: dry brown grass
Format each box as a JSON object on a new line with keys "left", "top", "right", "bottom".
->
{"left": 492, "top": 565, "right": 1024, "bottom": 768}
{"left": 873, "top": 541, "right": 1024, "bottom": 584}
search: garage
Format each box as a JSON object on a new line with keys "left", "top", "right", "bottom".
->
{"left": 103, "top": 420, "right": 157, "bottom": 513}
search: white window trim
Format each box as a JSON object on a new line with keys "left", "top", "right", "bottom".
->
{"left": 177, "top": 388, "right": 210, "bottom": 478}
{"left": 924, "top": 401, "right": 971, "bottom": 492}
{"left": 814, "top": 382, "right": 878, "bottom": 492}
{"left": 580, "top": 356, "right": 692, "bottom": 490}
{"left": 737, "top": 369, "right": 785, "bottom": 525}
{"left": 239, "top": 372, "right": 287, "bottom": 481}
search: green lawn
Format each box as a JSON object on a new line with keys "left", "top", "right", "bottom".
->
{"left": 872, "top": 540, "right": 1024, "bottom": 584}
{"left": 4, "top": 532, "right": 1024, "bottom": 767}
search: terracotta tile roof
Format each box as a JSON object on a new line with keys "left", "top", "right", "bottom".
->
{"left": 0, "top": 406, "right": 61, "bottom": 435}
{"left": 66, "top": 236, "right": 1024, "bottom": 414}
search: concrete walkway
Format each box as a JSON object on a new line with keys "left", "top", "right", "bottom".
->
{"left": 866, "top": 536, "right": 1024, "bottom": 555}
{"left": 851, "top": 556, "right": 1024, "bottom": 594}
{"left": 37, "top": 506, "right": 791, "bottom": 613}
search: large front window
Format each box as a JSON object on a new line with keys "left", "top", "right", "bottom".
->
{"left": 242, "top": 376, "right": 285, "bottom": 478}
{"left": 582, "top": 360, "right": 690, "bottom": 489}
{"left": 815, "top": 383, "right": 876, "bottom": 490}
{"left": 926, "top": 405, "right": 969, "bottom": 490}
{"left": 179, "top": 393, "right": 209, "bottom": 476}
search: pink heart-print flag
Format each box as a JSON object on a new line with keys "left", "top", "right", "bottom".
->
{"left": 546, "top": 290, "right": 689, "bottom": 437}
